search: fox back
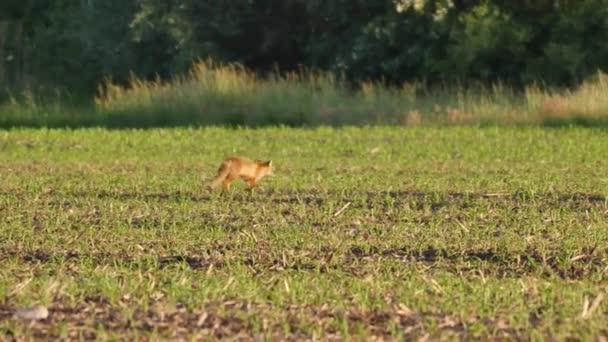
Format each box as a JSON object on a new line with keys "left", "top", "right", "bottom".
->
{"left": 225, "top": 157, "right": 272, "bottom": 178}
{"left": 210, "top": 156, "right": 273, "bottom": 191}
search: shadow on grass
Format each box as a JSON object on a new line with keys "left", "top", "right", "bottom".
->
{"left": 4, "top": 105, "right": 608, "bottom": 129}
{"left": 541, "top": 115, "right": 608, "bottom": 128}
{"left": 0, "top": 105, "right": 321, "bottom": 129}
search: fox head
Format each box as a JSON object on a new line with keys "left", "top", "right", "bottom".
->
{"left": 257, "top": 160, "right": 273, "bottom": 176}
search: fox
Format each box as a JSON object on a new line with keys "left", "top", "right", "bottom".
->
{"left": 210, "top": 156, "right": 273, "bottom": 191}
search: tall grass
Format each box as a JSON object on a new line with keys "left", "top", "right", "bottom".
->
{"left": 0, "top": 86, "right": 95, "bottom": 128}
{"left": 3, "top": 60, "right": 608, "bottom": 128}
{"left": 95, "top": 60, "right": 363, "bottom": 127}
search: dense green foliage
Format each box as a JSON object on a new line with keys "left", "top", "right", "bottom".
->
{"left": 2, "top": 0, "right": 608, "bottom": 95}
{"left": 1, "top": 127, "right": 607, "bottom": 339}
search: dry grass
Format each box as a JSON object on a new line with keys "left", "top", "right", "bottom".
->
{"left": 404, "top": 110, "right": 422, "bottom": 127}
{"left": 527, "top": 72, "right": 608, "bottom": 125}
{"left": 95, "top": 61, "right": 608, "bottom": 127}
{"left": 3, "top": 61, "right": 608, "bottom": 127}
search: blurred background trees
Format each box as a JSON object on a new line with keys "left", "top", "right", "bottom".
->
{"left": 1, "top": 0, "right": 607, "bottom": 96}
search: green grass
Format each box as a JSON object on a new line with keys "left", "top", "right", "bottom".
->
{"left": 0, "top": 126, "right": 607, "bottom": 340}
{"left": 4, "top": 61, "right": 608, "bottom": 128}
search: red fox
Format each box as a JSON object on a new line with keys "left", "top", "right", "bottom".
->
{"left": 210, "top": 156, "right": 273, "bottom": 191}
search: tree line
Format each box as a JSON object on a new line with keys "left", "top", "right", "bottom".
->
{"left": 1, "top": 0, "right": 608, "bottom": 97}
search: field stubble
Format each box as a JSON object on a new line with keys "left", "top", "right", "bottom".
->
{"left": 0, "top": 127, "right": 607, "bottom": 340}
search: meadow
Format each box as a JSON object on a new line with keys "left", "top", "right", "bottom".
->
{"left": 0, "top": 126, "right": 607, "bottom": 340}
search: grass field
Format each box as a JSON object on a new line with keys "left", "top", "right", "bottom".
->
{"left": 1, "top": 126, "right": 607, "bottom": 340}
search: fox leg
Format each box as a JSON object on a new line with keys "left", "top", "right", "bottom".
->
{"left": 222, "top": 173, "right": 241, "bottom": 192}
{"left": 244, "top": 177, "right": 258, "bottom": 193}
{"left": 246, "top": 177, "right": 257, "bottom": 188}
{"left": 211, "top": 163, "right": 230, "bottom": 190}
{"left": 222, "top": 179, "right": 232, "bottom": 191}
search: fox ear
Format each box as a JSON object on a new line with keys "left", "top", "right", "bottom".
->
{"left": 266, "top": 160, "right": 273, "bottom": 167}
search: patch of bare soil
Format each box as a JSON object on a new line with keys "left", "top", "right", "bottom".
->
{"left": 0, "top": 297, "right": 528, "bottom": 340}
{"left": 4, "top": 242, "right": 605, "bottom": 280}
{"left": 347, "top": 245, "right": 607, "bottom": 279}
{"left": 0, "top": 247, "right": 226, "bottom": 272}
